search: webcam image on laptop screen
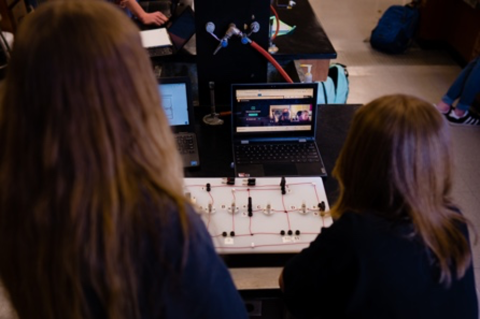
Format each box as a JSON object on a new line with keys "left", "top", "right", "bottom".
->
{"left": 233, "top": 87, "right": 315, "bottom": 134}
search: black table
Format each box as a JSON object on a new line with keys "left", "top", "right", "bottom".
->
{"left": 269, "top": 0, "right": 337, "bottom": 60}
{"left": 153, "top": 0, "right": 337, "bottom": 63}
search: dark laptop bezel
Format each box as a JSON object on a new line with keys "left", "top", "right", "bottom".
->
{"left": 165, "top": 5, "right": 195, "bottom": 54}
{"left": 231, "top": 82, "right": 319, "bottom": 141}
{"left": 158, "top": 76, "right": 195, "bottom": 134}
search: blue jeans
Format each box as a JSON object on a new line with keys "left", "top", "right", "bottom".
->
{"left": 441, "top": 56, "right": 480, "bottom": 112}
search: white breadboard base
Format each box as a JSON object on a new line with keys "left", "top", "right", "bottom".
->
{"left": 184, "top": 177, "right": 332, "bottom": 254}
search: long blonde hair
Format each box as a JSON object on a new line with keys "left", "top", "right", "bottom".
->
{"left": 0, "top": 1, "right": 187, "bottom": 318}
{"left": 332, "top": 94, "right": 471, "bottom": 286}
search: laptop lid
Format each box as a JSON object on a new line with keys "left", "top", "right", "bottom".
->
{"left": 231, "top": 82, "right": 318, "bottom": 142}
{"left": 165, "top": 5, "right": 195, "bottom": 52}
{"left": 158, "top": 76, "right": 195, "bottom": 133}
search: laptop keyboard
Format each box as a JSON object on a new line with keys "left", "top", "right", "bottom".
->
{"left": 176, "top": 134, "right": 197, "bottom": 155}
{"left": 234, "top": 143, "right": 321, "bottom": 164}
{"left": 148, "top": 46, "right": 173, "bottom": 57}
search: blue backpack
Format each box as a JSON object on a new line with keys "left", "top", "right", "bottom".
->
{"left": 370, "top": 5, "right": 420, "bottom": 54}
{"left": 317, "top": 63, "right": 349, "bottom": 104}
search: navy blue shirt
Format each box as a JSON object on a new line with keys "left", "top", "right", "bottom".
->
{"left": 143, "top": 204, "right": 249, "bottom": 319}
{"left": 159, "top": 205, "right": 248, "bottom": 318}
{"left": 86, "top": 203, "right": 248, "bottom": 319}
{"left": 282, "top": 211, "right": 478, "bottom": 319}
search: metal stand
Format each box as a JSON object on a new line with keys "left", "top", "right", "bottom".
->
{"left": 203, "top": 81, "right": 224, "bottom": 125}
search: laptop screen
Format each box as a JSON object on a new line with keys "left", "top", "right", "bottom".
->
{"left": 158, "top": 80, "right": 190, "bottom": 128}
{"left": 232, "top": 83, "right": 318, "bottom": 139}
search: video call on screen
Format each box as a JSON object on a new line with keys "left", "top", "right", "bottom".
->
{"left": 235, "top": 100, "right": 313, "bottom": 133}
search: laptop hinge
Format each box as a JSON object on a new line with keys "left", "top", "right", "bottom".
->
{"left": 241, "top": 140, "right": 249, "bottom": 144}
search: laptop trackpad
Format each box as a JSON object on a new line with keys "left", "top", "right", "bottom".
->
{"left": 236, "top": 164, "right": 264, "bottom": 177}
{"left": 264, "top": 163, "right": 298, "bottom": 176}
{"left": 297, "top": 163, "right": 322, "bottom": 176}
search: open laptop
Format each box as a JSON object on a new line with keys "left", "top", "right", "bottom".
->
{"left": 231, "top": 82, "right": 326, "bottom": 177}
{"left": 140, "top": 5, "right": 195, "bottom": 57}
{"left": 158, "top": 77, "right": 200, "bottom": 168}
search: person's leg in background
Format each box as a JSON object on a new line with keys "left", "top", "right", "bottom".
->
{"left": 453, "top": 56, "right": 480, "bottom": 116}
{"left": 436, "top": 56, "right": 479, "bottom": 115}
{"left": 436, "top": 56, "right": 480, "bottom": 125}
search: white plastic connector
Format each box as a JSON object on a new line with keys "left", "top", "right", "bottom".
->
{"left": 300, "top": 201, "right": 307, "bottom": 214}
{"left": 205, "top": 202, "right": 216, "bottom": 214}
{"left": 263, "top": 203, "right": 272, "bottom": 215}
{"left": 228, "top": 201, "right": 239, "bottom": 214}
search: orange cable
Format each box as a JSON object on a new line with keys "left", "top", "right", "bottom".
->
{"left": 250, "top": 40, "right": 293, "bottom": 83}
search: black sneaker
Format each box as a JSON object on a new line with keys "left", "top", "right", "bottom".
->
{"left": 446, "top": 110, "right": 480, "bottom": 126}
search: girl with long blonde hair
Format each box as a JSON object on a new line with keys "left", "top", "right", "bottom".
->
{"left": 0, "top": 1, "right": 247, "bottom": 319}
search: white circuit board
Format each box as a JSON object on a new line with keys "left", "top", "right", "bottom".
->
{"left": 184, "top": 177, "right": 333, "bottom": 254}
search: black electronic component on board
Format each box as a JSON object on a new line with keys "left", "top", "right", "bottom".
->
{"left": 206, "top": 183, "right": 211, "bottom": 192}
{"left": 230, "top": 231, "right": 235, "bottom": 237}
{"left": 243, "top": 178, "right": 256, "bottom": 186}
{"left": 226, "top": 177, "right": 235, "bottom": 185}
{"left": 247, "top": 197, "right": 253, "bottom": 217}
{"left": 287, "top": 230, "right": 293, "bottom": 236}
{"left": 280, "top": 176, "right": 286, "bottom": 195}
{"left": 318, "top": 201, "right": 326, "bottom": 211}
{"left": 295, "top": 230, "right": 300, "bottom": 236}
{"left": 280, "top": 230, "right": 285, "bottom": 236}
{"left": 222, "top": 231, "right": 228, "bottom": 237}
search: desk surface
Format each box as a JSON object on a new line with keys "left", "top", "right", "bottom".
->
{"left": 270, "top": 0, "right": 337, "bottom": 60}
{"left": 155, "top": 0, "right": 336, "bottom": 63}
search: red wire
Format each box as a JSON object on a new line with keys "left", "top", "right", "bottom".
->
{"left": 270, "top": 4, "right": 280, "bottom": 41}
{"left": 249, "top": 40, "right": 293, "bottom": 83}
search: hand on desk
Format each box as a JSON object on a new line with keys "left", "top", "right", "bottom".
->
{"left": 139, "top": 11, "right": 169, "bottom": 26}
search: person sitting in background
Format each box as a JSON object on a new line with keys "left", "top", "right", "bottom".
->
{"left": 112, "top": 0, "right": 169, "bottom": 26}
{"left": 298, "top": 110, "right": 310, "bottom": 122}
{"left": 278, "top": 108, "right": 291, "bottom": 124}
{"left": 0, "top": 2, "right": 248, "bottom": 319}
{"left": 280, "top": 94, "right": 478, "bottom": 319}
{"left": 436, "top": 55, "right": 480, "bottom": 126}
